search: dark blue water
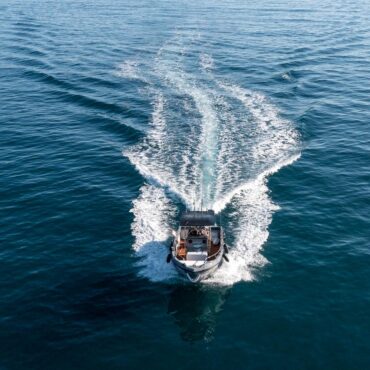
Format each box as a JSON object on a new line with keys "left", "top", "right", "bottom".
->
{"left": 1, "top": 0, "right": 370, "bottom": 369}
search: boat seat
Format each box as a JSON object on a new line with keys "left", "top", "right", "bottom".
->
{"left": 187, "top": 251, "right": 207, "bottom": 261}
{"left": 211, "top": 231, "right": 220, "bottom": 245}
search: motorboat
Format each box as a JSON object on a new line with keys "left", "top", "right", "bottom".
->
{"left": 167, "top": 210, "right": 229, "bottom": 283}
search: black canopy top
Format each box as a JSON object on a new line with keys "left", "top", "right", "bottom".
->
{"left": 180, "top": 210, "right": 216, "bottom": 226}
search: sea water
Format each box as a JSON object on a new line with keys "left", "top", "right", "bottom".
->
{"left": 0, "top": 0, "right": 369, "bottom": 369}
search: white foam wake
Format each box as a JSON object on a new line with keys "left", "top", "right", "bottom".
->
{"left": 200, "top": 53, "right": 214, "bottom": 71}
{"left": 130, "top": 184, "right": 178, "bottom": 282}
{"left": 120, "top": 33, "right": 301, "bottom": 285}
{"left": 208, "top": 154, "right": 300, "bottom": 285}
{"left": 115, "top": 60, "right": 139, "bottom": 79}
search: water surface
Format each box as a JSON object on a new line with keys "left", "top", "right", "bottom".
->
{"left": 1, "top": 0, "right": 370, "bottom": 369}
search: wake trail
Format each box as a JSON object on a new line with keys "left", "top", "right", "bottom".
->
{"left": 118, "top": 32, "right": 301, "bottom": 285}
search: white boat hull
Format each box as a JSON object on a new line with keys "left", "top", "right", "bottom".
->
{"left": 172, "top": 244, "right": 224, "bottom": 282}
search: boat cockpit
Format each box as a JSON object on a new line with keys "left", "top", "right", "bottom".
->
{"left": 175, "top": 226, "right": 221, "bottom": 264}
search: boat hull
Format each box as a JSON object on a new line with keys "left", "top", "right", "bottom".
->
{"left": 172, "top": 246, "right": 224, "bottom": 283}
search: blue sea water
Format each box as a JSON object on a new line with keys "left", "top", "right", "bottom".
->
{"left": 1, "top": 0, "right": 370, "bottom": 368}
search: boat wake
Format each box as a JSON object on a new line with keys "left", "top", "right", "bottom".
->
{"left": 119, "top": 33, "right": 300, "bottom": 285}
